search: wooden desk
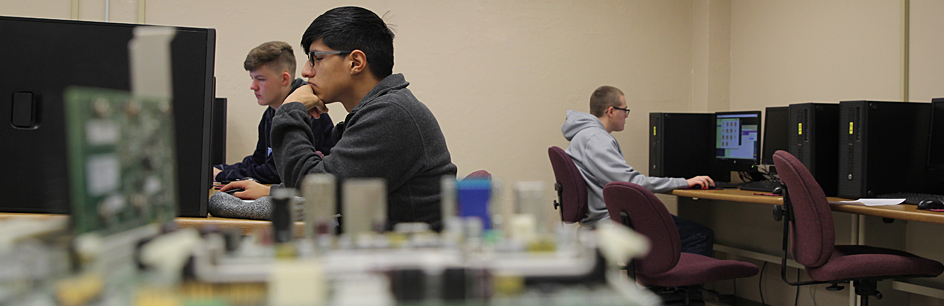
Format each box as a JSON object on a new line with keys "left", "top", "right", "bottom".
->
{"left": 669, "top": 188, "right": 944, "bottom": 225}
{"left": 0, "top": 213, "right": 304, "bottom": 236}
{"left": 176, "top": 216, "right": 306, "bottom": 236}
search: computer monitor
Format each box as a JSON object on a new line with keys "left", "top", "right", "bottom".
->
{"left": 0, "top": 16, "right": 215, "bottom": 217}
{"left": 714, "top": 111, "right": 762, "bottom": 172}
{"left": 762, "top": 106, "right": 790, "bottom": 165}
{"left": 928, "top": 98, "right": 944, "bottom": 171}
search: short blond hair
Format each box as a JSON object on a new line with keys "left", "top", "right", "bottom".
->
{"left": 244, "top": 41, "right": 296, "bottom": 76}
{"left": 589, "top": 85, "right": 624, "bottom": 117}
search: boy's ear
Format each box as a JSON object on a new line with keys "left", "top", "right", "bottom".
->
{"left": 281, "top": 70, "right": 292, "bottom": 86}
{"left": 349, "top": 50, "right": 367, "bottom": 75}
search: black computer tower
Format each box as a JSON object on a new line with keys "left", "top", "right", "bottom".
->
{"left": 210, "top": 97, "right": 227, "bottom": 166}
{"left": 649, "top": 113, "right": 728, "bottom": 181}
{"left": 837, "top": 101, "right": 933, "bottom": 199}
{"left": 788, "top": 103, "right": 840, "bottom": 196}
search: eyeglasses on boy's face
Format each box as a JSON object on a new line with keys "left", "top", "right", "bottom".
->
{"left": 307, "top": 50, "right": 353, "bottom": 67}
{"left": 612, "top": 106, "right": 631, "bottom": 115}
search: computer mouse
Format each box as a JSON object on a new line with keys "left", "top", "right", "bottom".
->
{"left": 917, "top": 198, "right": 944, "bottom": 210}
{"left": 223, "top": 188, "right": 245, "bottom": 196}
{"left": 690, "top": 183, "right": 716, "bottom": 190}
{"left": 771, "top": 186, "right": 783, "bottom": 195}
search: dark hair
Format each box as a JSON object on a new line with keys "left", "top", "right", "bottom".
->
{"left": 244, "top": 41, "right": 296, "bottom": 75}
{"left": 301, "top": 6, "right": 395, "bottom": 78}
{"left": 589, "top": 86, "right": 624, "bottom": 117}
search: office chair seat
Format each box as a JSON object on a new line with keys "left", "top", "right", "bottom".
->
{"left": 637, "top": 252, "right": 759, "bottom": 287}
{"left": 806, "top": 245, "right": 943, "bottom": 282}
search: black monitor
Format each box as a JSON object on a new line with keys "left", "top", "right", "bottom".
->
{"left": 928, "top": 98, "right": 944, "bottom": 171}
{"left": 714, "top": 111, "right": 762, "bottom": 172}
{"left": 0, "top": 16, "right": 215, "bottom": 217}
{"left": 762, "top": 106, "right": 790, "bottom": 165}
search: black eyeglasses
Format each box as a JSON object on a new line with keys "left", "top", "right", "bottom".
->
{"left": 612, "top": 106, "right": 631, "bottom": 115}
{"left": 307, "top": 50, "right": 353, "bottom": 67}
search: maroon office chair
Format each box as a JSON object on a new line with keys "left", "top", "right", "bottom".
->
{"left": 464, "top": 170, "right": 491, "bottom": 180}
{"left": 603, "top": 181, "right": 759, "bottom": 299}
{"left": 771, "top": 150, "right": 943, "bottom": 305}
{"left": 548, "top": 146, "right": 589, "bottom": 223}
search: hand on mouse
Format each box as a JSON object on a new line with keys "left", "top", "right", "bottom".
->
{"left": 686, "top": 176, "right": 715, "bottom": 189}
{"left": 219, "top": 180, "right": 270, "bottom": 200}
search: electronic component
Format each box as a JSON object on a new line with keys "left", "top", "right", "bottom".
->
{"left": 64, "top": 87, "right": 178, "bottom": 235}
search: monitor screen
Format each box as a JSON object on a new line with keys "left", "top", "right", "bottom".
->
{"left": 0, "top": 16, "right": 215, "bottom": 216}
{"left": 715, "top": 111, "right": 762, "bottom": 171}
{"left": 928, "top": 98, "right": 944, "bottom": 170}
{"left": 762, "top": 107, "right": 790, "bottom": 165}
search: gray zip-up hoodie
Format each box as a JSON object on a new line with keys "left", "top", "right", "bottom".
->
{"left": 271, "top": 73, "right": 457, "bottom": 230}
{"left": 561, "top": 110, "right": 687, "bottom": 225}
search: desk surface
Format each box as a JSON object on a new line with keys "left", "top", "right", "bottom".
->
{"left": 670, "top": 188, "right": 944, "bottom": 224}
{"left": 0, "top": 213, "right": 302, "bottom": 236}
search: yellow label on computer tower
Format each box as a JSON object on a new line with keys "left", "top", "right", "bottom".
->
{"left": 798, "top": 123, "right": 803, "bottom": 135}
{"left": 653, "top": 126, "right": 656, "bottom": 136}
{"left": 849, "top": 122, "right": 854, "bottom": 135}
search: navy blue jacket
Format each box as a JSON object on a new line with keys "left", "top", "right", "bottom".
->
{"left": 215, "top": 78, "right": 335, "bottom": 183}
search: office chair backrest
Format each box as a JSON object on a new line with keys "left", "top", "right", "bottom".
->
{"left": 603, "top": 181, "right": 681, "bottom": 275}
{"left": 547, "top": 146, "right": 589, "bottom": 223}
{"left": 464, "top": 170, "right": 492, "bottom": 180}
{"left": 772, "top": 150, "right": 835, "bottom": 268}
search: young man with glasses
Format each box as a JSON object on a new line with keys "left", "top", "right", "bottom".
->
{"left": 561, "top": 85, "right": 716, "bottom": 257}
{"left": 216, "top": 41, "right": 335, "bottom": 200}
{"left": 271, "top": 6, "right": 457, "bottom": 231}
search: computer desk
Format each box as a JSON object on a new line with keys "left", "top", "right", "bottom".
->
{"left": 669, "top": 188, "right": 944, "bottom": 225}
{"left": 0, "top": 213, "right": 302, "bottom": 236}
{"left": 670, "top": 188, "right": 944, "bottom": 303}
{"left": 0, "top": 188, "right": 304, "bottom": 236}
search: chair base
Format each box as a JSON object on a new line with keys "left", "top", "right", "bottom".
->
{"left": 649, "top": 286, "right": 704, "bottom": 306}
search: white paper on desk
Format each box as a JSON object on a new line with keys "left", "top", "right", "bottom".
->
{"left": 828, "top": 198, "right": 905, "bottom": 206}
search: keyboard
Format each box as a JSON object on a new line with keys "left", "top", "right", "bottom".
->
{"left": 714, "top": 182, "right": 742, "bottom": 188}
{"left": 739, "top": 180, "right": 782, "bottom": 192}
{"left": 875, "top": 192, "right": 944, "bottom": 205}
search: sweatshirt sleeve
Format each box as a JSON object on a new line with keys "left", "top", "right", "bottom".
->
{"left": 214, "top": 111, "right": 282, "bottom": 184}
{"left": 581, "top": 133, "right": 687, "bottom": 193}
{"left": 271, "top": 102, "right": 324, "bottom": 188}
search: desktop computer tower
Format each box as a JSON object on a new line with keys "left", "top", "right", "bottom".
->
{"left": 0, "top": 16, "right": 214, "bottom": 217}
{"left": 210, "top": 97, "right": 227, "bottom": 166}
{"left": 837, "top": 101, "right": 933, "bottom": 199}
{"left": 788, "top": 103, "right": 840, "bottom": 196}
{"left": 649, "top": 113, "right": 728, "bottom": 181}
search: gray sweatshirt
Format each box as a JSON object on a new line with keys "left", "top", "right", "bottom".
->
{"left": 561, "top": 110, "right": 687, "bottom": 225}
{"left": 271, "top": 73, "right": 457, "bottom": 230}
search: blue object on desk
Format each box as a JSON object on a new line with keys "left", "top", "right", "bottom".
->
{"left": 457, "top": 178, "right": 492, "bottom": 230}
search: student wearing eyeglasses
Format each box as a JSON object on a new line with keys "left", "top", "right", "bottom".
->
{"left": 561, "top": 85, "right": 715, "bottom": 257}
{"left": 270, "top": 6, "right": 457, "bottom": 231}
{"left": 215, "top": 41, "right": 335, "bottom": 200}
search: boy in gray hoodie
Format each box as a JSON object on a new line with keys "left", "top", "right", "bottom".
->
{"left": 271, "top": 6, "right": 457, "bottom": 231}
{"left": 562, "top": 85, "right": 714, "bottom": 256}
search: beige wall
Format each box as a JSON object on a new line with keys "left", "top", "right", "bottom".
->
{"left": 910, "top": 0, "right": 944, "bottom": 101}
{"left": 3, "top": 0, "right": 943, "bottom": 304}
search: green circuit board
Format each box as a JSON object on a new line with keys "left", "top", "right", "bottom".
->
{"left": 64, "top": 87, "right": 178, "bottom": 235}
